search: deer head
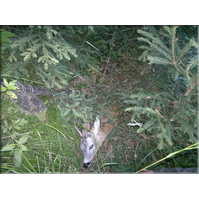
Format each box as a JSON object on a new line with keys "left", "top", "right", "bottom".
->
{"left": 75, "top": 117, "right": 100, "bottom": 168}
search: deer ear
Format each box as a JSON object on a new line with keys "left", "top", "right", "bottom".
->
{"left": 82, "top": 122, "right": 90, "bottom": 138}
{"left": 91, "top": 117, "right": 100, "bottom": 136}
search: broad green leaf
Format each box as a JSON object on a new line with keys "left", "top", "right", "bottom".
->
{"left": 1, "top": 144, "right": 16, "bottom": 151}
{"left": 1, "top": 85, "right": 7, "bottom": 92}
{"left": 18, "top": 135, "right": 29, "bottom": 145}
{"left": 8, "top": 80, "right": 17, "bottom": 87}
{"left": 7, "top": 90, "right": 13, "bottom": 96}
{"left": 20, "top": 145, "right": 28, "bottom": 151}
{"left": 8, "top": 85, "right": 19, "bottom": 90}
{"left": 7, "top": 81, "right": 19, "bottom": 90}
{"left": 3, "top": 78, "right": 8, "bottom": 87}
{"left": 1, "top": 30, "right": 16, "bottom": 44}
{"left": 14, "top": 149, "right": 23, "bottom": 167}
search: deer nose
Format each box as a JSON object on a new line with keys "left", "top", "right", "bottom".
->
{"left": 83, "top": 162, "right": 91, "bottom": 168}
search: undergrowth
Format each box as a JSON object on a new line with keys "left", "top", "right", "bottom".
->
{"left": 1, "top": 95, "right": 83, "bottom": 173}
{"left": 92, "top": 49, "right": 197, "bottom": 173}
{"left": 1, "top": 92, "right": 112, "bottom": 173}
{"left": 1, "top": 26, "right": 197, "bottom": 174}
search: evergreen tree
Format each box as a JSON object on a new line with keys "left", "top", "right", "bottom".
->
{"left": 124, "top": 26, "right": 198, "bottom": 149}
{"left": 2, "top": 26, "right": 100, "bottom": 89}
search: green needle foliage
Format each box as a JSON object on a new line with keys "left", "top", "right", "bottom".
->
{"left": 123, "top": 26, "right": 198, "bottom": 150}
{"left": 2, "top": 26, "right": 101, "bottom": 89}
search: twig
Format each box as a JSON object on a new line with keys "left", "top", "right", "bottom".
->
{"left": 184, "top": 78, "right": 198, "bottom": 97}
{"left": 103, "top": 57, "right": 110, "bottom": 75}
{"left": 2, "top": 131, "right": 33, "bottom": 139}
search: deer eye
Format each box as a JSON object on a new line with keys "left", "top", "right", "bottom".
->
{"left": 89, "top": 144, "right": 94, "bottom": 150}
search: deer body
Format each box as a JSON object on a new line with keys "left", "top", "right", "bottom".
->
{"left": 76, "top": 116, "right": 114, "bottom": 168}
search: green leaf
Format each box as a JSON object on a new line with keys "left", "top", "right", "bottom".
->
{"left": 18, "top": 135, "right": 29, "bottom": 145}
{"left": 20, "top": 145, "right": 28, "bottom": 151}
{"left": 14, "top": 149, "right": 23, "bottom": 167}
{"left": 1, "top": 30, "right": 16, "bottom": 44}
{"left": 3, "top": 78, "right": 8, "bottom": 87}
{"left": 6, "top": 90, "right": 13, "bottom": 96}
{"left": 1, "top": 144, "right": 16, "bottom": 151}
{"left": 8, "top": 85, "right": 19, "bottom": 90}
{"left": 8, "top": 80, "right": 17, "bottom": 87}
{"left": 1, "top": 85, "right": 7, "bottom": 92}
{"left": 7, "top": 80, "right": 19, "bottom": 90}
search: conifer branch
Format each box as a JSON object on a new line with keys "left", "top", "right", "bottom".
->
{"left": 171, "top": 26, "right": 181, "bottom": 72}
{"left": 184, "top": 78, "right": 198, "bottom": 97}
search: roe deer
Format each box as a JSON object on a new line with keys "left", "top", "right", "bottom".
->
{"left": 75, "top": 116, "right": 114, "bottom": 168}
